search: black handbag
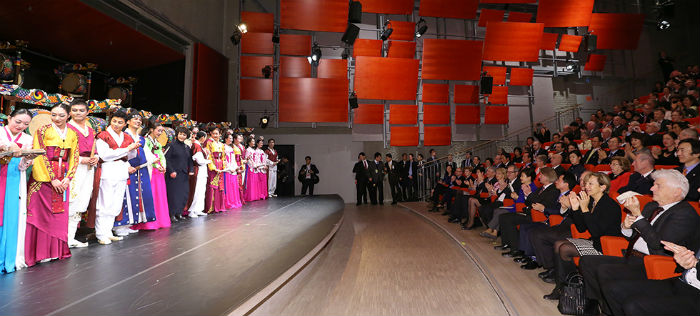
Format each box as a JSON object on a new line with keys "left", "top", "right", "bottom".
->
{"left": 558, "top": 273, "right": 588, "bottom": 315}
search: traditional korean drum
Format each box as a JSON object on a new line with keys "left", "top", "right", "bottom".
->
{"left": 107, "top": 86, "right": 130, "bottom": 104}
{"left": 87, "top": 116, "right": 108, "bottom": 134}
{"left": 27, "top": 109, "right": 52, "bottom": 136}
{"left": 0, "top": 53, "right": 14, "bottom": 81}
{"left": 61, "top": 73, "right": 87, "bottom": 95}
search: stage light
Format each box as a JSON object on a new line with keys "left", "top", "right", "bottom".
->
{"left": 230, "top": 23, "right": 248, "bottom": 45}
{"left": 565, "top": 62, "right": 580, "bottom": 73}
{"left": 307, "top": 43, "right": 322, "bottom": 66}
{"left": 657, "top": 20, "right": 671, "bottom": 30}
{"left": 380, "top": 21, "right": 393, "bottom": 41}
{"left": 262, "top": 65, "right": 272, "bottom": 78}
{"left": 415, "top": 18, "right": 428, "bottom": 38}
{"left": 655, "top": 0, "right": 674, "bottom": 31}
{"left": 260, "top": 116, "right": 269, "bottom": 128}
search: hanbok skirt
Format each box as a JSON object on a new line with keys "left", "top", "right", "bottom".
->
{"left": 133, "top": 169, "right": 171, "bottom": 230}
{"left": 0, "top": 159, "right": 22, "bottom": 273}
{"left": 225, "top": 172, "right": 243, "bottom": 209}
{"left": 257, "top": 172, "right": 268, "bottom": 200}
{"left": 24, "top": 180, "right": 71, "bottom": 267}
{"left": 244, "top": 169, "right": 262, "bottom": 202}
{"left": 205, "top": 170, "right": 226, "bottom": 213}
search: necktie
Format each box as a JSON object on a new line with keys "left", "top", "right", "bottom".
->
{"left": 409, "top": 161, "right": 413, "bottom": 176}
{"left": 625, "top": 206, "right": 664, "bottom": 258}
{"left": 364, "top": 160, "right": 367, "bottom": 169}
{"left": 683, "top": 168, "right": 688, "bottom": 176}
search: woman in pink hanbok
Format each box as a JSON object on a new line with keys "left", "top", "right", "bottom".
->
{"left": 254, "top": 139, "right": 268, "bottom": 201}
{"left": 243, "top": 137, "right": 261, "bottom": 201}
{"left": 223, "top": 134, "right": 242, "bottom": 209}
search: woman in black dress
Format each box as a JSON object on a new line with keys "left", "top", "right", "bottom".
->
{"left": 165, "top": 127, "right": 193, "bottom": 222}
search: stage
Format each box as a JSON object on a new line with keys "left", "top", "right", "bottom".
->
{"left": 0, "top": 195, "right": 344, "bottom": 316}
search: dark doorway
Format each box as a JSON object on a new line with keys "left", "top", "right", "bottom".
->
{"left": 271, "top": 144, "right": 295, "bottom": 196}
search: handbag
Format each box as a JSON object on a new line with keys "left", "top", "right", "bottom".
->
{"left": 557, "top": 273, "right": 587, "bottom": 315}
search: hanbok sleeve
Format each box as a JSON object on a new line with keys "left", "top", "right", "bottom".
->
{"left": 96, "top": 139, "right": 131, "bottom": 162}
{"left": 33, "top": 125, "right": 55, "bottom": 181}
{"left": 66, "top": 131, "right": 79, "bottom": 179}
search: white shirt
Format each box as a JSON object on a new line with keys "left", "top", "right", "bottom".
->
{"left": 684, "top": 264, "right": 700, "bottom": 290}
{"left": 621, "top": 201, "right": 679, "bottom": 254}
{"left": 96, "top": 127, "right": 137, "bottom": 180}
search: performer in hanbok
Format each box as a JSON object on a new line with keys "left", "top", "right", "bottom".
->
{"left": 264, "top": 138, "right": 278, "bottom": 197}
{"left": 94, "top": 111, "right": 140, "bottom": 245}
{"left": 66, "top": 99, "right": 98, "bottom": 248}
{"left": 25, "top": 103, "right": 79, "bottom": 265}
{"left": 234, "top": 134, "right": 247, "bottom": 203}
{"left": 0, "top": 109, "right": 34, "bottom": 273}
{"left": 255, "top": 139, "right": 268, "bottom": 201}
{"left": 224, "top": 134, "right": 242, "bottom": 209}
{"left": 187, "top": 131, "right": 211, "bottom": 217}
{"left": 133, "top": 120, "right": 171, "bottom": 230}
{"left": 165, "top": 127, "right": 193, "bottom": 221}
{"left": 115, "top": 113, "right": 156, "bottom": 236}
{"left": 204, "top": 127, "right": 227, "bottom": 213}
{"left": 244, "top": 138, "right": 262, "bottom": 201}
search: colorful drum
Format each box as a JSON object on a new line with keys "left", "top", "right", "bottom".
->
{"left": 107, "top": 86, "right": 130, "bottom": 104}
{"left": 28, "top": 109, "right": 52, "bottom": 136}
{"left": 0, "top": 53, "right": 14, "bottom": 81}
{"left": 87, "top": 116, "right": 108, "bottom": 134}
{"left": 158, "top": 127, "right": 176, "bottom": 147}
{"left": 61, "top": 72, "right": 87, "bottom": 95}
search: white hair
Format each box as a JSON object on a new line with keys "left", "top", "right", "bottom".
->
{"left": 652, "top": 169, "right": 689, "bottom": 199}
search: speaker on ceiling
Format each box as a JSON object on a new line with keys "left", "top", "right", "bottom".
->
{"left": 480, "top": 76, "right": 493, "bottom": 94}
{"left": 238, "top": 113, "right": 247, "bottom": 128}
{"left": 349, "top": 1, "right": 362, "bottom": 23}
{"left": 341, "top": 23, "right": 360, "bottom": 45}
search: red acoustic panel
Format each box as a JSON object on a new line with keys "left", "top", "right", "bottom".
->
{"left": 281, "top": 0, "right": 348, "bottom": 32}
{"left": 390, "top": 126, "right": 419, "bottom": 146}
{"left": 279, "top": 78, "right": 348, "bottom": 122}
{"left": 486, "top": 86, "right": 508, "bottom": 105}
{"left": 540, "top": 32, "right": 559, "bottom": 50}
{"left": 353, "top": 39, "right": 383, "bottom": 58}
{"left": 455, "top": 106, "right": 480, "bottom": 124}
{"left": 354, "top": 104, "right": 384, "bottom": 124}
{"left": 387, "top": 41, "right": 416, "bottom": 58}
{"left": 280, "top": 56, "right": 311, "bottom": 78}
{"left": 483, "top": 66, "right": 507, "bottom": 85}
{"left": 559, "top": 34, "right": 582, "bottom": 52}
{"left": 280, "top": 34, "right": 311, "bottom": 56}
{"left": 241, "top": 33, "right": 274, "bottom": 54}
{"left": 481, "top": 0, "right": 536, "bottom": 3}
{"left": 389, "top": 21, "right": 416, "bottom": 41}
{"left": 479, "top": 9, "right": 505, "bottom": 27}
{"left": 361, "top": 0, "right": 413, "bottom": 14}
{"left": 589, "top": 13, "right": 645, "bottom": 50}
{"left": 317, "top": 59, "right": 347, "bottom": 79}
{"left": 241, "top": 11, "right": 274, "bottom": 33}
{"left": 484, "top": 106, "right": 509, "bottom": 124}
{"left": 454, "top": 85, "right": 479, "bottom": 104}
{"left": 389, "top": 104, "right": 418, "bottom": 125}
{"left": 483, "top": 22, "right": 544, "bottom": 62}
{"left": 192, "top": 43, "right": 228, "bottom": 122}
{"left": 241, "top": 56, "right": 273, "bottom": 78}
{"left": 584, "top": 54, "right": 606, "bottom": 71}
{"left": 422, "top": 39, "right": 483, "bottom": 81}
{"left": 422, "top": 84, "right": 449, "bottom": 103}
{"left": 423, "top": 105, "right": 450, "bottom": 125}
{"left": 355, "top": 57, "right": 419, "bottom": 100}
{"left": 536, "top": 0, "right": 595, "bottom": 27}
{"left": 509, "top": 68, "right": 533, "bottom": 86}
{"left": 507, "top": 12, "right": 532, "bottom": 23}
{"left": 419, "top": 0, "right": 478, "bottom": 19}
{"left": 424, "top": 126, "right": 451, "bottom": 146}
{"left": 240, "top": 79, "right": 272, "bottom": 100}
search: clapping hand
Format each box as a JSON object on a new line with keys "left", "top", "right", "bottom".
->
{"left": 578, "top": 191, "right": 590, "bottom": 212}
{"left": 662, "top": 241, "right": 699, "bottom": 270}
{"left": 623, "top": 196, "right": 642, "bottom": 216}
{"left": 569, "top": 193, "right": 581, "bottom": 211}
{"left": 560, "top": 194, "right": 571, "bottom": 209}
{"left": 522, "top": 183, "right": 532, "bottom": 195}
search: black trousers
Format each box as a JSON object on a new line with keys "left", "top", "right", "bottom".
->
{"left": 518, "top": 222, "right": 547, "bottom": 256}
{"left": 401, "top": 177, "right": 413, "bottom": 201}
{"left": 477, "top": 201, "right": 502, "bottom": 224}
{"left": 431, "top": 184, "right": 449, "bottom": 204}
{"left": 530, "top": 220, "right": 572, "bottom": 269}
{"left": 301, "top": 179, "right": 315, "bottom": 195}
{"left": 602, "top": 276, "right": 700, "bottom": 316}
{"left": 499, "top": 212, "right": 532, "bottom": 249}
{"left": 165, "top": 172, "right": 190, "bottom": 217}
{"left": 579, "top": 254, "right": 645, "bottom": 311}
{"left": 389, "top": 180, "right": 400, "bottom": 203}
{"left": 375, "top": 180, "right": 384, "bottom": 204}
{"left": 356, "top": 179, "right": 368, "bottom": 204}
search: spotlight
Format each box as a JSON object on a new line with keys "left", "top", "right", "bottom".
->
{"left": 349, "top": 91, "right": 358, "bottom": 109}
{"left": 415, "top": 18, "right": 428, "bottom": 38}
{"left": 260, "top": 116, "right": 269, "bottom": 129}
{"left": 380, "top": 21, "right": 393, "bottom": 41}
{"left": 307, "top": 43, "right": 322, "bottom": 66}
{"left": 262, "top": 65, "right": 272, "bottom": 78}
{"left": 655, "top": 0, "right": 675, "bottom": 31}
{"left": 565, "top": 62, "right": 580, "bottom": 73}
{"left": 657, "top": 20, "right": 671, "bottom": 30}
{"left": 230, "top": 23, "right": 248, "bottom": 45}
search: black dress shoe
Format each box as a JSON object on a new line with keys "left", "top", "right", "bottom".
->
{"left": 513, "top": 256, "right": 529, "bottom": 263}
{"left": 520, "top": 260, "right": 540, "bottom": 270}
{"left": 538, "top": 269, "right": 552, "bottom": 279}
{"left": 448, "top": 217, "right": 460, "bottom": 223}
{"left": 502, "top": 250, "right": 524, "bottom": 257}
{"left": 543, "top": 286, "right": 562, "bottom": 300}
{"left": 493, "top": 244, "right": 510, "bottom": 250}
{"left": 542, "top": 275, "right": 556, "bottom": 284}
{"left": 170, "top": 216, "right": 179, "bottom": 222}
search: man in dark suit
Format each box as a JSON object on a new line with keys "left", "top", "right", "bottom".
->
{"left": 611, "top": 115, "right": 627, "bottom": 138}
{"left": 579, "top": 169, "right": 700, "bottom": 314}
{"left": 400, "top": 153, "right": 417, "bottom": 201}
{"left": 426, "top": 149, "right": 441, "bottom": 190}
{"left": 617, "top": 149, "right": 655, "bottom": 195}
{"left": 298, "top": 156, "right": 319, "bottom": 196}
{"left": 352, "top": 152, "right": 370, "bottom": 205}
{"left": 581, "top": 136, "right": 604, "bottom": 165}
{"left": 461, "top": 151, "right": 473, "bottom": 169}
{"left": 444, "top": 154, "right": 457, "bottom": 173}
{"left": 549, "top": 153, "right": 566, "bottom": 176}
{"left": 644, "top": 122, "right": 664, "bottom": 147}
{"left": 600, "top": 241, "right": 700, "bottom": 315}
{"left": 531, "top": 140, "right": 547, "bottom": 158}
{"left": 600, "top": 137, "right": 625, "bottom": 164}
{"left": 471, "top": 165, "right": 520, "bottom": 229}
{"left": 384, "top": 153, "right": 401, "bottom": 205}
{"left": 367, "top": 152, "right": 385, "bottom": 205}
{"left": 499, "top": 168, "right": 561, "bottom": 259}
{"left": 677, "top": 138, "right": 700, "bottom": 201}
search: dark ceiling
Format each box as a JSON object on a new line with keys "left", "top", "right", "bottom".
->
{"left": 0, "top": 0, "right": 185, "bottom": 73}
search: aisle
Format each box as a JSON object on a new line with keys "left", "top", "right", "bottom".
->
{"left": 250, "top": 204, "right": 510, "bottom": 316}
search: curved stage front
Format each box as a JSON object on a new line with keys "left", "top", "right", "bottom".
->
{"left": 0, "top": 195, "right": 344, "bottom": 316}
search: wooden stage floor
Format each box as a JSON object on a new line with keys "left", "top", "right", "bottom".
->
{"left": 0, "top": 195, "right": 344, "bottom": 316}
{"left": 252, "top": 202, "right": 561, "bottom": 316}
